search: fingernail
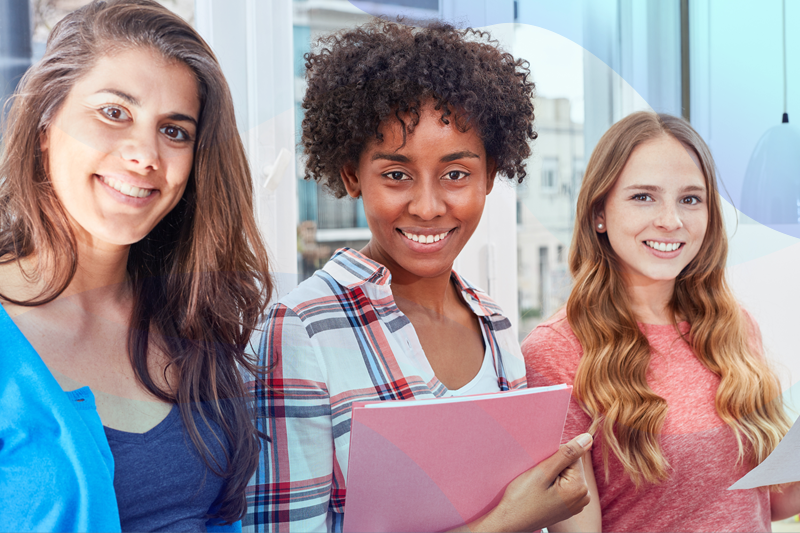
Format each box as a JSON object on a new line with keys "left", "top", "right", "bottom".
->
{"left": 576, "top": 433, "right": 592, "bottom": 447}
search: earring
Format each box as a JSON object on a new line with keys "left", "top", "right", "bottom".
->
{"left": 597, "top": 223, "right": 604, "bottom": 230}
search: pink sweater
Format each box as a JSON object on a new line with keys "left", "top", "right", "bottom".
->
{"left": 522, "top": 308, "right": 771, "bottom": 533}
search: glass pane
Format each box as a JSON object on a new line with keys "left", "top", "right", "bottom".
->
{"left": 513, "top": 25, "right": 584, "bottom": 339}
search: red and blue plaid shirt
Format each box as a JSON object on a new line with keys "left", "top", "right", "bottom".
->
{"left": 245, "top": 248, "right": 526, "bottom": 532}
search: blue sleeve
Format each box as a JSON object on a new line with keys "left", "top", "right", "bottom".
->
{"left": 207, "top": 519, "right": 242, "bottom": 532}
{"left": 0, "top": 307, "right": 121, "bottom": 532}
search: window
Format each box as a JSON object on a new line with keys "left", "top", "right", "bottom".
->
{"left": 541, "top": 157, "right": 558, "bottom": 193}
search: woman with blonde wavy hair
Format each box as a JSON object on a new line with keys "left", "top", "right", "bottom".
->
{"left": 522, "top": 111, "right": 800, "bottom": 532}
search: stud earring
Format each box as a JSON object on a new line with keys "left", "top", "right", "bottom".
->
{"left": 597, "top": 223, "right": 604, "bottom": 230}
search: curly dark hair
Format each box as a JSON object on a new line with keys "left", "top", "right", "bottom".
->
{"left": 301, "top": 20, "right": 538, "bottom": 198}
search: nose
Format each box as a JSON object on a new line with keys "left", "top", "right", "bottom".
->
{"left": 120, "top": 126, "right": 160, "bottom": 171}
{"left": 407, "top": 175, "right": 447, "bottom": 220}
{"left": 655, "top": 201, "right": 683, "bottom": 231}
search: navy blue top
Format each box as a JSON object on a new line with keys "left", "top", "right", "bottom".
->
{"left": 105, "top": 405, "right": 230, "bottom": 532}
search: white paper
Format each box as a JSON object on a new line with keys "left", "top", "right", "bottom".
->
{"left": 729, "top": 414, "right": 800, "bottom": 490}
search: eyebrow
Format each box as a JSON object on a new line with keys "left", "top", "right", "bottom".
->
{"left": 371, "top": 152, "right": 411, "bottom": 163}
{"left": 440, "top": 150, "right": 480, "bottom": 163}
{"left": 624, "top": 184, "right": 706, "bottom": 193}
{"left": 370, "top": 150, "right": 481, "bottom": 163}
{"left": 94, "top": 89, "right": 198, "bottom": 127}
{"left": 96, "top": 89, "right": 140, "bottom": 106}
{"left": 166, "top": 113, "right": 198, "bottom": 127}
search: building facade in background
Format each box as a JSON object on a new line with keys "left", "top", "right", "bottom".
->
{"left": 517, "top": 97, "right": 584, "bottom": 337}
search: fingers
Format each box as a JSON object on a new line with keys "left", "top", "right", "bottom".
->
{"left": 539, "top": 433, "right": 593, "bottom": 480}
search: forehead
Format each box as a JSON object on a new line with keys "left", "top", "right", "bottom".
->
{"left": 614, "top": 134, "right": 706, "bottom": 191}
{"left": 69, "top": 47, "right": 199, "bottom": 112}
{"left": 367, "top": 103, "right": 485, "bottom": 155}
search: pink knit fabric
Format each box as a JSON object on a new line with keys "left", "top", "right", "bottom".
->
{"left": 522, "top": 308, "right": 771, "bottom": 533}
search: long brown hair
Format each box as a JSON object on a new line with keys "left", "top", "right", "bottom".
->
{"left": 0, "top": 0, "right": 271, "bottom": 521}
{"left": 568, "top": 111, "right": 790, "bottom": 486}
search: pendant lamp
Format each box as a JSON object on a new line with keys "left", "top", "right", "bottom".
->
{"left": 740, "top": 0, "right": 800, "bottom": 236}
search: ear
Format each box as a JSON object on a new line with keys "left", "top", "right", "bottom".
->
{"left": 593, "top": 206, "right": 607, "bottom": 233}
{"left": 340, "top": 163, "right": 362, "bottom": 199}
{"left": 485, "top": 157, "right": 498, "bottom": 195}
{"left": 40, "top": 128, "right": 50, "bottom": 153}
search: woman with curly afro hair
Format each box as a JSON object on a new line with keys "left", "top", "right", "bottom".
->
{"left": 248, "top": 20, "right": 593, "bottom": 532}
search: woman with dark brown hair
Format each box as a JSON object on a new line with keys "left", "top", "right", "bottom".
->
{"left": 523, "top": 111, "right": 800, "bottom": 531}
{"left": 0, "top": 1, "right": 270, "bottom": 530}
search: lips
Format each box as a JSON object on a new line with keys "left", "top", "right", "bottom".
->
{"left": 97, "top": 174, "right": 154, "bottom": 198}
{"left": 644, "top": 240, "right": 684, "bottom": 252}
{"left": 399, "top": 229, "right": 453, "bottom": 244}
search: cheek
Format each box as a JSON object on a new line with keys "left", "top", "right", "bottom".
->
{"left": 362, "top": 187, "right": 403, "bottom": 221}
{"left": 165, "top": 151, "right": 195, "bottom": 190}
{"left": 455, "top": 188, "right": 487, "bottom": 219}
{"left": 678, "top": 204, "right": 709, "bottom": 235}
{"left": 53, "top": 110, "right": 118, "bottom": 155}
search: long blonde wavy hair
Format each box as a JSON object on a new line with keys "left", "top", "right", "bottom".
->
{"left": 567, "top": 111, "right": 790, "bottom": 486}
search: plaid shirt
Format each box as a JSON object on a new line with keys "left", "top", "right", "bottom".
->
{"left": 245, "top": 248, "right": 526, "bottom": 532}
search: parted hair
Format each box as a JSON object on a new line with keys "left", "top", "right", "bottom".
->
{"left": 567, "top": 111, "right": 790, "bottom": 486}
{"left": 0, "top": 0, "right": 271, "bottom": 522}
{"left": 301, "top": 20, "right": 537, "bottom": 197}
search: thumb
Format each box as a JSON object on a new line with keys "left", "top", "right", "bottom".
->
{"left": 538, "top": 433, "right": 593, "bottom": 481}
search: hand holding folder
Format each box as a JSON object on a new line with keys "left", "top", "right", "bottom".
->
{"left": 343, "top": 385, "right": 593, "bottom": 533}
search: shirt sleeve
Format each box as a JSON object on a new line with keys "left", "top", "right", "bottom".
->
{"left": 246, "top": 304, "right": 335, "bottom": 533}
{"left": 521, "top": 323, "right": 593, "bottom": 444}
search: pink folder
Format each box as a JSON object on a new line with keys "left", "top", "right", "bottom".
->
{"left": 342, "top": 384, "right": 572, "bottom": 533}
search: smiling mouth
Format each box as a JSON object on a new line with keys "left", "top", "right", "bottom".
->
{"left": 98, "top": 174, "right": 154, "bottom": 198}
{"left": 644, "top": 240, "right": 684, "bottom": 252}
{"left": 399, "top": 229, "right": 453, "bottom": 244}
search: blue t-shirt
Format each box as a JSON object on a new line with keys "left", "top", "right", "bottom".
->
{"left": 0, "top": 304, "right": 121, "bottom": 532}
{"left": 106, "top": 405, "right": 232, "bottom": 532}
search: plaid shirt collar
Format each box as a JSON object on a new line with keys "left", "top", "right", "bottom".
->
{"left": 324, "top": 247, "right": 503, "bottom": 318}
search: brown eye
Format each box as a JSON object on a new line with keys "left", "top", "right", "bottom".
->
{"left": 160, "top": 125, "right": 189, "bottom": 142}
{"left": 682, "top": 196, "right": 700, "bottom": 205}
{"left": 101, "top": 106, "right": 129, "bottom": 121}
{"left": 446, "top": 171, "right": 467, "bottom": 180}
{"left": 385, "top": 171, "right": 407, "bottom": 181}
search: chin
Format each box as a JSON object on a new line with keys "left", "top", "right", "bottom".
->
{"left": 94, "top": 229, "right": 152, "bottom": 247}
{"left": 400, "top": 260, "right": 453, "bottom": 279}
{"left": 644, "top": 271, "right": 684, "bottom": 282}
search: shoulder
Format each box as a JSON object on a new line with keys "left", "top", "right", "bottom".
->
{"left": 737, "top": 305, "right": 761, "bottom": 333}
{"left": 735, "top": 304, "right": 766, "bottom": 357}
{"left": 521, "top": 308, "right": 581, "bottom": 360}
{"left": 521, "top": 308, "right": 583, "bottom": 387}
{"left": 274, "top": 269, "right": 345, "bottom": 315}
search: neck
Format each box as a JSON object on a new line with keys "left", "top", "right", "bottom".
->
{"left": 6, "top": 236, "right": 132, "bottom": 312}
{"left": 624, "top": 275, "right": 676, "bottom": 325}
{"left": 360, "top": 242, "right": 455, "bottom": 316}
{"left": 65, "top": 238, "right": 131, "bottom": 305}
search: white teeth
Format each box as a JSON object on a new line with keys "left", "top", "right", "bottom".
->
{"left": 401, "top": 230, "right": 450, "bottom": 244}
{"left": 100, "top": 175, "right": 153, "bottom": 199}
{"left": 646, "top": 241, "right": 681, "bottom": 252}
